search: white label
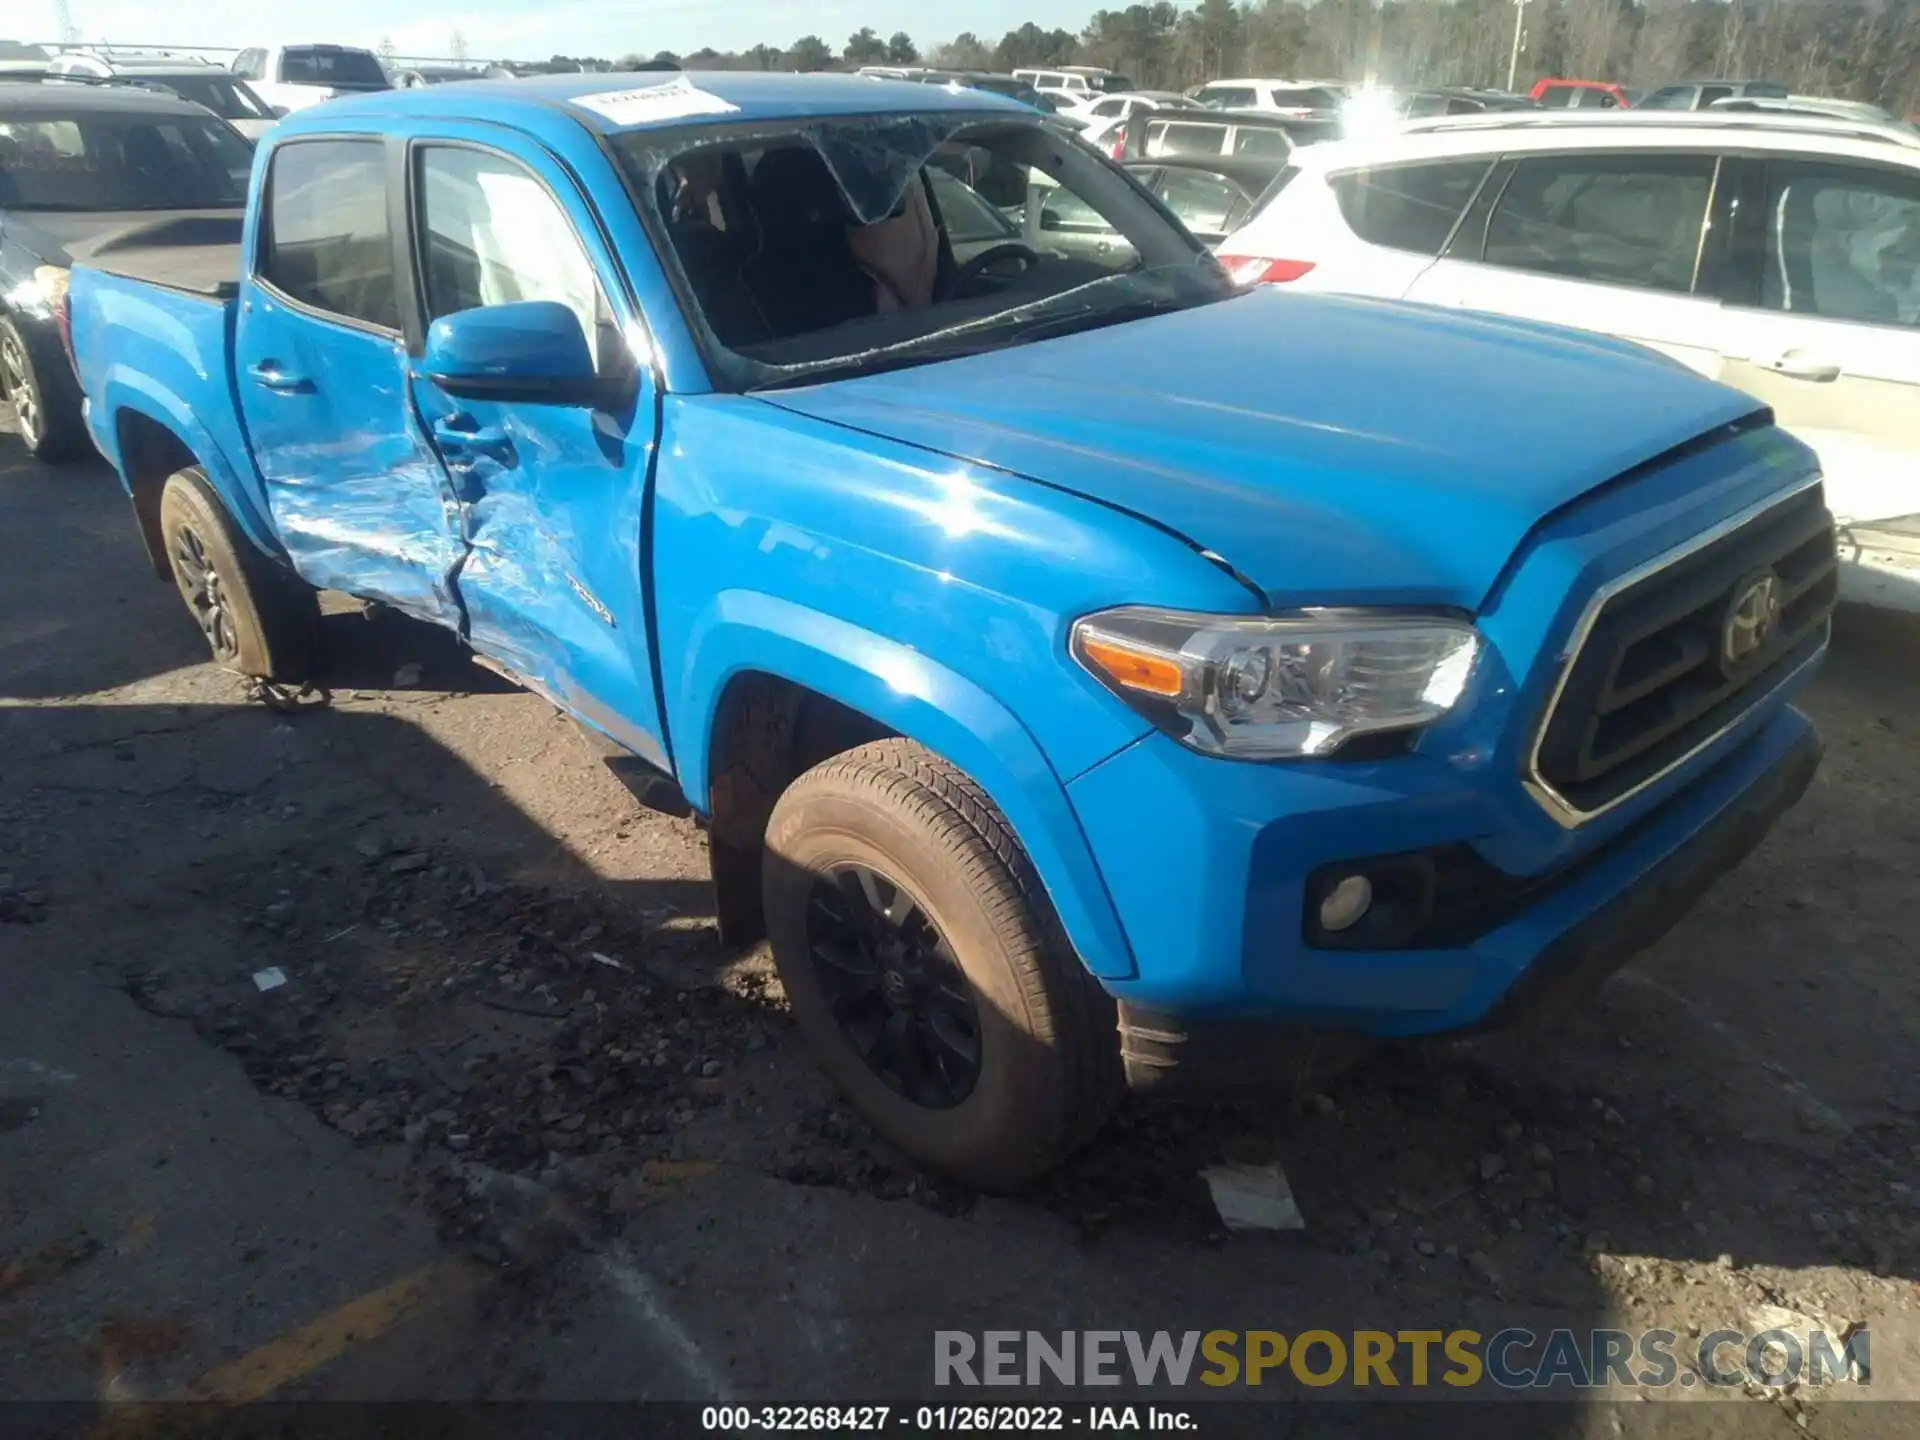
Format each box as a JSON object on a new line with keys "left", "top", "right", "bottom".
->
{"left": 572, "top": 77, "right": 740, "bottom": 126}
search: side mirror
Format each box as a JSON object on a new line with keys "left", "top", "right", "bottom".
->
{"left": 422, "top": 301, "right": 630, "bottom": 408}
{"left": 1039, "top": 207, "right": 1064, "bottom": 232}
{"left": 271, "top": 105, "right": 290, "bottom": 118}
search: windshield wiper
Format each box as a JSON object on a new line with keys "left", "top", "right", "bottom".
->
{"left": 745, "top": 267, "right": 1222, "bottom": 391}
{"left": 747, "top": 332, "right": 1015, "bottom": 391}
{"left": 1010, "top": 294, "right": 1199, "bottom": 345}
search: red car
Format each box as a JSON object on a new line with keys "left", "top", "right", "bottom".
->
{"left": 1529, "top": 78, "right": 1632, "bottom": 109}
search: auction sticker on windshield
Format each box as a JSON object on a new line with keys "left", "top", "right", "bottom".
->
{"left": 572, "top": 77, "right": 741, "bottom": 127}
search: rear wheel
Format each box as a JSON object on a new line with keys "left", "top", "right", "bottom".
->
{"left": 0, "top": 317, "right": 87, "bottom": 463}
{"left": 764, "top": 739, "right": 1123, "bottom": 1189}
{"left": 158, "top": 467, "right": 321, "bottom": 683}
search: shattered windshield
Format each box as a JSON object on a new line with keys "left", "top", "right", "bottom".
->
{"left": 612, "top": 111, "right": 1235, "bottom": 388}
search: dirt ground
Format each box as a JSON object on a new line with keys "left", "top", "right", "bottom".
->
{"left": 2, "top": 419, "right": 1917, "bottom": 1436}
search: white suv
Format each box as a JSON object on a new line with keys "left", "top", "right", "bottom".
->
{"left": 1192, "top": 79, "right": 1347, "bottom": 116}
{"left": 1011, "top": 67, "right": 1129, "bottom": 100}
{"left": 1218, "top": 110, "right": 1920, "bottom": 612}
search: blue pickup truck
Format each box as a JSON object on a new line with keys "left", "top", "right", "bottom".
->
{"left": 68, "top": 73, "right": 1838, "bottom": 1187}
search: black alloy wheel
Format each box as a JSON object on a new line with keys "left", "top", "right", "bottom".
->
{"left": 0, "top": 326, "right": 42, "bottom": 453}
{"left": 172, "top": 519, "right": 243, "bottom": 663}
{"left": 806, "top": 861, "right": 983, "bottom": 1109}
{"left": 764, "top": 738, "right": 1125, "bottom": 1187}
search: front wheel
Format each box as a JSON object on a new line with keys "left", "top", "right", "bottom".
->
{"left": 158, "top": 467, "right": 321, "bottom": 683}
{"left": 764, "top": 739, "right": 1122, "bottom": 1190}
{"left": 0, "top": 318, "right": 87, "bottom": 463}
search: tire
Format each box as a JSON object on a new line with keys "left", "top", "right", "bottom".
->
{"left": 158, "top": 466, "right": 322, "bottom": 683}
{"left": 764, "top": 739, "right": 1123, "bottom": 1189}
{"left": 0, "top": 317, "right": 88, "bottom": 463}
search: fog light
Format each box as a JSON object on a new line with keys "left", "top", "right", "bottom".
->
{"left": 1318, "top": 874, "right": 1374, "bottom": 933}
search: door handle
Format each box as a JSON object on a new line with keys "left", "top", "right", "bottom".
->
{"left": 431, "top": 417, "right": 514, "bottom": 464}
{"left": 1764, "top": 352, "right": 1842, "bottom": 383}
{"left": 247, "top": 361, "right": 312, "bottom": 393}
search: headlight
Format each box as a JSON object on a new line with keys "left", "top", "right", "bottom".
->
{"left": 33, "top": 265, "right": 71, "bottom": 305}
{"left": 1071, "top": 605, "right": 1480, "bottom": 759}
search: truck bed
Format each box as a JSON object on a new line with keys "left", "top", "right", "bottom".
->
{"left": 65, "top": 214, "right": 244, "bottom": 300}
{"left": 69, "top": 256, "right": 275, "bottom": 567}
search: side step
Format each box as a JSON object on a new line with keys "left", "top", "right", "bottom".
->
{"left": 464, "top": 649, "right": 695, "bottom": 817}
{"left": 571, "top": 721, "right": 692, "bottom": 818}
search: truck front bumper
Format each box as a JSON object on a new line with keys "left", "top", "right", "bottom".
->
{"left": 1065, "top": 705, "right": 1821, "bottom": 1088}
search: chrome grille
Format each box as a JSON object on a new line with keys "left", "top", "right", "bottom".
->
{"left": 1528, "top": 482, "right": 1837, "bottom": 823}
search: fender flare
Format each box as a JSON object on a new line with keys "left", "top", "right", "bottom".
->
{"left": 676, "top": 590, "right": 1138, "bottom": 981}
{"left": 98, "top": 371, "right": 281, "bottom": 558}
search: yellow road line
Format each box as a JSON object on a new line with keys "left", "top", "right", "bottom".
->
{"left": 92, "top": 1260, "right": 478, "bottom": 1434}
{"left": 180, "top": 1261, "right": 476, "bottom": 1403}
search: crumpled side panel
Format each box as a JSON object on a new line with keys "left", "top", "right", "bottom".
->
{"left": 270, "top": 459, "right": 464, "bottom": 623}
{"left": 410, "top": 373, "right": 668, "bottom": 768}
{"left": 237, "top": 314, "right": 467, "bottom": 630}
{"left": 455, "top": 480, "right": 664, "bottom": 756}
{"left": 453, "top": 478, "right": 564, "bottom": 690}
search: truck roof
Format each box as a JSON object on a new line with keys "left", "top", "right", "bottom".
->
{"left": 293, "top": 70, "right": 1028, "bottom": 138}
{"left": 0, "top": 79, "right": 219, "bottom": 118}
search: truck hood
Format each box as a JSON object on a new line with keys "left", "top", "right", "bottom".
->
{"left": 759, "top": 288, "right": 1762, "bottom": 610}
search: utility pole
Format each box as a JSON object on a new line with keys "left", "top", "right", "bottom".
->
{"left": 1505, "top": 0, "right": 1527, "bottom": 93}
{"left": 54, "top": 0, "right": 81, "bottom": 44}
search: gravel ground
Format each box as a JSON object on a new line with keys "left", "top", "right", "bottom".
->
{"left": 2, "top": 426, "right": 1917, "bottom": 1435}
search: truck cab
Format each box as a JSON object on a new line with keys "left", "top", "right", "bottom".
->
{"left": 229, "top": 44, "right": 390, "bottom": 115}
{"left": 66, "top": 73, "right": 1836, "bottom": 1188}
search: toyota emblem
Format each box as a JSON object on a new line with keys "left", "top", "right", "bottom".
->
{"left": 1722, "top": 572, "right": 1782, "bottom": 671}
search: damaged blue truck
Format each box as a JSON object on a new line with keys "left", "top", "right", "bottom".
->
{"left": 68, "top": 73, "right": 1836, "bottom": 1187}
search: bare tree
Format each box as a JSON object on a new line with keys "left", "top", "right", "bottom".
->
{"left": 1562, "top": 0, "right": 1631, "bottom": 79}
{"left": 1629, "top": 0, "right": 1694, "bottom": 85}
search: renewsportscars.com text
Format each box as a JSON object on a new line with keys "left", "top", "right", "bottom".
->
{"left": 934, "top": 1328, "right": 1870, "bottom": 1391}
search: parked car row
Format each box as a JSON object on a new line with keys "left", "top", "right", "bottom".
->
{"left": 5, "top": 61, "right": 1913, "bottom": 620}
{"left": 1010, "top": 64, "right": 1134, "bottom": 98}
{"left": 1192, "top": 77, "right": 1350, "bottom": 116}
{"left": 33, "top": 50, "right": 281, "bottom": 138}
{"left": 1528, "top": 77, "right": 1790, "bottom": 109}
{"left": 1525, "top": 75, "right": 1912, "bottom": 129}
{"left": 1081, "top": 106, "right": 1330, "bottom": 162}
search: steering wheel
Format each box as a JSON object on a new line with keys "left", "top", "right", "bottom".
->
{"left": 948, "top": 242, "right": 1046, "bottom": 298}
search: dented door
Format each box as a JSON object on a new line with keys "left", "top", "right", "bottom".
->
{"left": 237, "top": 136, "right": 466, "bottom": 628}
{"left": 404, "top": 135, "right": 669, "bottom": 770}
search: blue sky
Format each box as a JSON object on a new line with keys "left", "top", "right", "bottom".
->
{"left": 11, "top": 0, "right": 1092, "bottom": 60}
